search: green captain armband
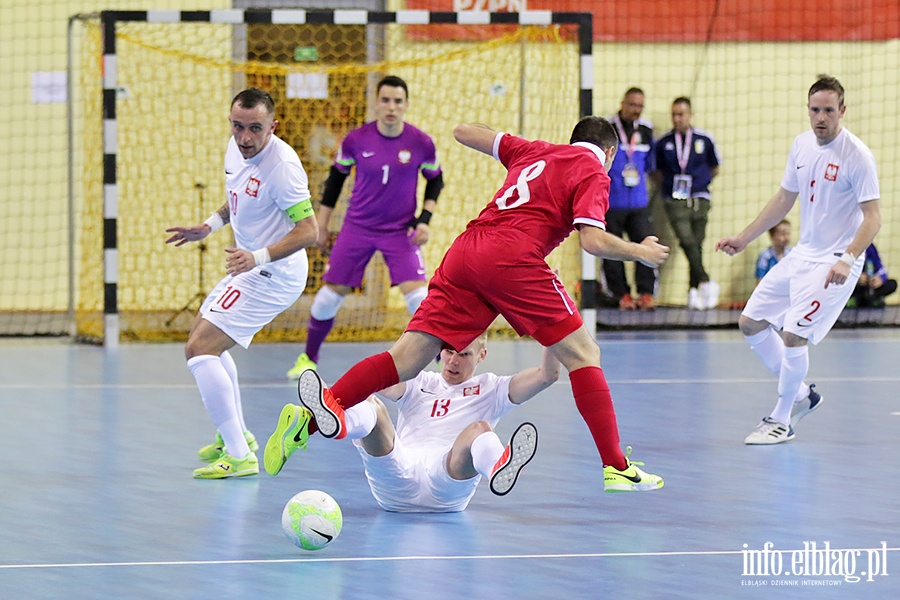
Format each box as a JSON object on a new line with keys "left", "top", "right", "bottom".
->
{"left": 286, "top": 198, "right": 314, "bottom": 222}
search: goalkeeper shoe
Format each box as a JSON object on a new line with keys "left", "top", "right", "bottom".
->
{"left": 287, "top": 352, "right": 317, "bottom": 380}
{"left": 298, "top": 369, "right": 346, "bottom": 440}
{"left": 603, "top": 446, "right": 665, "bottom": 492}
{"left": 489, "top": 422, "right": 538, "bottom": 496}
{"left": 791, "top": 384, "right": 823, "bottom": 427}
{"left": 197, "top": 430, "right": 259, "bottom": 463}
{"left": 193, "top": 452, "right": 259, "bottom": 479}
{"left": 264, "top": 404, "right": 312, "bottom": 476}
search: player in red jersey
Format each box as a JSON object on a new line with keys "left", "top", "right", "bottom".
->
{"left": 292, "top": 116, "right": 670, "bottom": 492}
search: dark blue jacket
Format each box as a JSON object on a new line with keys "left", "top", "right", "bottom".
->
{"left": 655, "top": 127, "right": 721, "bottom": 199}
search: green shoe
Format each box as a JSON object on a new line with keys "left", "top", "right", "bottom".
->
{"left": 193, "top": 452, "right": 259, "bottom": 479}
{"left": 603, "top": 446, "right": 664, "bottom": 492}
{"left": 287, "top": 352, "right": 317, "bottom": 380}
{"left": 197, "top": 431, "right": 259, "bottom": 463}
{"left": 264, "top": 404, "right": 312, "bottom": 476}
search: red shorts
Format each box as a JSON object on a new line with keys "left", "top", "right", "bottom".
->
{"left": 407, "top": 227, "right": 583, "bottom": 351}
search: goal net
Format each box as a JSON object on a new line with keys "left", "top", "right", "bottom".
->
{"left": 72, "top": 10, "right": 589, "bottom": 343}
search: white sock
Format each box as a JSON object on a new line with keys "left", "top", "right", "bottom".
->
{"left": 404, "top": 287, "right": 428, "bottom": 315}
{"left": 745, "top": 328, "right": 784, "bottom": 376}
{"left": 219, "top": 350, "right": 248, "bottom": 433}
{"left": 745, "top": 329, "right": 809, "bottom": 403}
{"left": 187, "top": 355, "right": 251, "bottom": 458}
{"left": 794, "top": 382, "right": 810, "bottom": 404}
{"left": 470, "top": 431, "right": 505, "bottom": 478}
{"left": 343, "top": 401, "right": 378, "bottom": 439}
{"left": 771, "top": 345, "right": 809, "bottom": 425}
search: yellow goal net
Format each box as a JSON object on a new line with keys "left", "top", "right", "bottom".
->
{"left": 73, "top": 11, "right": 587, "bottom": 343}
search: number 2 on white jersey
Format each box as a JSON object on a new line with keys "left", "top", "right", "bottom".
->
{"left": 496, "top": 160, "right": 546, "bottom": 210}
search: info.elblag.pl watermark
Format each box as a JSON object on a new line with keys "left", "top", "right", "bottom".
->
{"left": 741, "top": 541, "right": 889, "bottom": 586}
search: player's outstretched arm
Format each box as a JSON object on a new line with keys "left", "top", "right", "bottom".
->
{"left": 507, "top": 348, "right": 561, "bottom": 405}
{"left": 165, "top": 203, "right": 229, "bottom": 246}
{"left": 579, "top": 225, "right": 669, "bottom": 268}
{"left": 716, "top": 187, "right": 798, "bottom": 256}
{"left": 453, "top": 123, "right": 499, "bottom": 156}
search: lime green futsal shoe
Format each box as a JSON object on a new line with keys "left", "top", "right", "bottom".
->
{"left": 197, "top": 430, "right": 259, "bottom": 463}
{"left": 603, "top": 446, "right": 664, "bottom": 492}
{"left": 193, "top": 452, "right": 259, "bottom": 479}
{"left": 287, "top": 352, "right": 317, "bottom": 380}
{"left": 264, "top": 404, "right": 312, "bottom": 476}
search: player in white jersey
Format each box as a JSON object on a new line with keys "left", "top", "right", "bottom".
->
{"left": 716, "top": 75, "right": 881, "bottom": 445}
{"left": 265, "top": 334, "right": 559, "bottom": 512}
{"left": 166, "top": 89, "right": 319, "bottom": 478}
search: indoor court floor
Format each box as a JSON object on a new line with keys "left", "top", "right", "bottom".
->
{"left": 2, "top": 330, "right": 898, "bottom": 599}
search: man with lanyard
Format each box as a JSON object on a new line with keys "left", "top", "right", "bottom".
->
{"left": 604, "top": 87, "right": 657, "bottom": 310}
{"left": 653, "top": 97, "right": 722, "bottom": 310}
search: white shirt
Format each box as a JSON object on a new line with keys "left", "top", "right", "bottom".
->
{"left": 781, "top": 128, "right": 879, "bottom": 263}
{"left": 391, "top": 370, "right": 515, "bottom": 453}
{"left": 224, "top": 135, "right": 311, "bottom": 280}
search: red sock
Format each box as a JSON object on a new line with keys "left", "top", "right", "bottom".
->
{"left": 569, "top": 366, "right": 626, "bottom": 470}
{"left": 331, "top": 352, "right": 400, "bottom": 410}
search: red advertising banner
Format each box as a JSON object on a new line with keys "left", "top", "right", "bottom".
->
{"left": 406, "top": 0, "right": 899, "bottom": 42}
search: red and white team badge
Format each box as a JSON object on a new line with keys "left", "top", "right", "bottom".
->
{"left": 824, "top": 164, "right": 839, "bottom": 182}
{"left": 398, "top": 150, "right": 412, "bottom": 164}
{"left": 246, "top": 177, "right": 261, "bottom": 197}
{"left": 463, "top": 385, "right": 480, "bottom": 397}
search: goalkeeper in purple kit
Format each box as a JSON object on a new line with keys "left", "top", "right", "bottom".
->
{"left": 288, "top": 75, "right": 444, "bottom": 378}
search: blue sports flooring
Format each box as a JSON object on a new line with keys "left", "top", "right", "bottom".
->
{"left": 1, "top": 330, "right": 899, "bottom": 599}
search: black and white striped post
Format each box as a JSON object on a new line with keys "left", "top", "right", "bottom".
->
{"left": 99, "top": 9, "right": 595, "bottom": 347}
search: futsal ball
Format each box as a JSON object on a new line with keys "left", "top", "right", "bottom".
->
{"left": 281, "top": 490, "right": 343, "bottom": 551}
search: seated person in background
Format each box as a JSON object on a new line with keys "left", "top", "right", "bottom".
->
{"left": 848, "top": 244, "right": 897, "bottom": 308}
{"left": 755, "top": 219, "right": 792, "bottom": 280}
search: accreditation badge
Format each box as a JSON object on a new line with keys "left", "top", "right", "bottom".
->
{"left": 622, "top": 163, "right": 640, "bottom": 187}
{"left": 672, "top": 174, "right": 693, "bottom": 200}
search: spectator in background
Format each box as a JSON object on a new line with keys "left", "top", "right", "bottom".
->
{"left": 756, "top": 219, "right": 792, "bottom": 280}
{"left": 604, "top": 87, "right": 657, "bottom": 310}
{"left": 653, "top": 97, "right": 722, "bottom": 310}
{"left": 848, "top": 244, "right": 897, "bottom": 308}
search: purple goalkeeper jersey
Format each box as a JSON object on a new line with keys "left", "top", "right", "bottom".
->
{"left": 335, "top": 121, "right": 441, "bottom": 232}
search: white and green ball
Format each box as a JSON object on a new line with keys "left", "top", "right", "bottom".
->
{"left": 281, "top": 490, "right": 343, "bottom": 551}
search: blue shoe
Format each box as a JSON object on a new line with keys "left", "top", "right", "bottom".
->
{"left": 791, "top": 384, "right": 823, "bottom": 427}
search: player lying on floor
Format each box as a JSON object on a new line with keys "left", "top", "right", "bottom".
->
{"left": 266, "top": 334, "right": 555, "bottom": 512}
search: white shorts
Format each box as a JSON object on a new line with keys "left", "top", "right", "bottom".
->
{"left": 354, "top": 437, "right": 479, "bottom": 513}
{"left": 743, "top": 252, "right": 861, "bottom": 345}
{"left": 200, "top": 266, "right": 306, "bottom": 348}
